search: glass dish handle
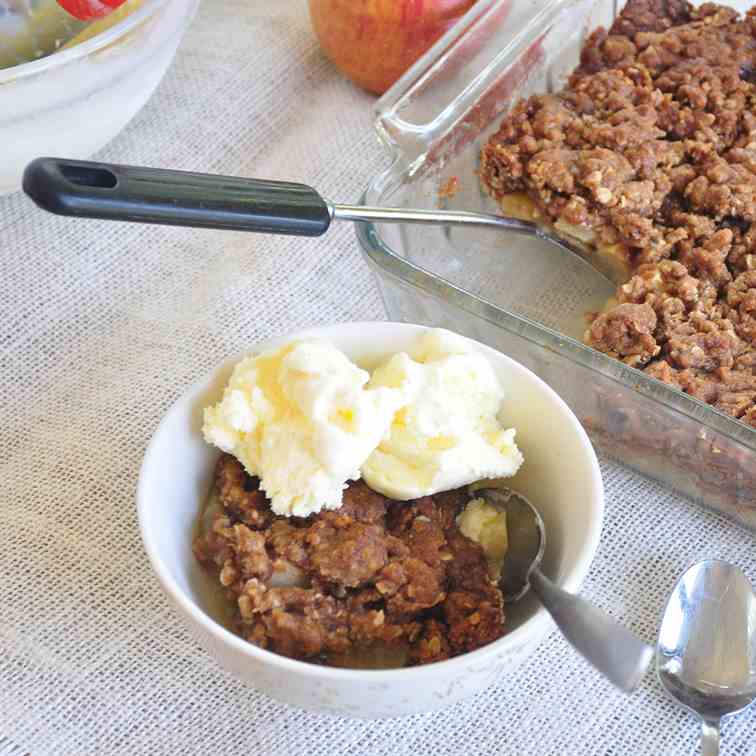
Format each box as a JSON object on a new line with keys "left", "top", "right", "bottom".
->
{"left": 373, "top": 0, "right": 609, "bottom": 173}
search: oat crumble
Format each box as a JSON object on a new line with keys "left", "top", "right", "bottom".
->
{"left": 481, "top": 0, "right": 756, "bottom": 427}
{"left": 193, "top": 454, "right": 506, "bottom": 668}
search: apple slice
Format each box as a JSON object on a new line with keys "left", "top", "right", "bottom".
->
{"left": 57, "top": 0, "right": 127, "bottom": 21}
{"left": 61, "top": 0, "right": 143, "bottom": 49}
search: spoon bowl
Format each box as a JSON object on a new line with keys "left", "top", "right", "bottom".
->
{"left": 477, "top": 487, "right": 653, "bottom": 692}
{"left": 656, "top": 559, "right": 756, "bottom": 755}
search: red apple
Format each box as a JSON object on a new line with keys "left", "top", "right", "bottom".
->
{"left": 309, "top": 0, "right": 478, "bottom": 95}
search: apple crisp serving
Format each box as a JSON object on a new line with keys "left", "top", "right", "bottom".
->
{"left": 193, "top": 454, "right": 507, "bottom": 668}
{"left": 481, "top": 0, "right": 756, "bottom": 427}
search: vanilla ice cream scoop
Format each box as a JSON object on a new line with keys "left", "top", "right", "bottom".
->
{"left": 362, "top": 330, "right": 523, "bottom": 500}
{"left": 202, "top": 339, "right": 405, "bottom": 517}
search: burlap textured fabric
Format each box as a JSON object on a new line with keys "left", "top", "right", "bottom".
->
{"left": 2, "top": 1, "right": 756, "bottom": 753}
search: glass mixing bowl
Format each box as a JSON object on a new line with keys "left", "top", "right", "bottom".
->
{"left": 0, "top": 0, "right": 199, "bottom": 195}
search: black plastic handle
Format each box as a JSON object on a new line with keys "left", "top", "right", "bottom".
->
{"left": 22, "top": 158, "right": 333, "bottom": 237}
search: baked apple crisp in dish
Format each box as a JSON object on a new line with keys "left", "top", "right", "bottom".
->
{"left": 481, "top": 0, "right": 756, "bottom": 428}
{"left": 193, "top": 330, "right": 526, "bottom": 668}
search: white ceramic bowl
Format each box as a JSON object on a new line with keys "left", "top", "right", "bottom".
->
{"left": 0, "top": 0, "right": 198, "bottom": 195}
{"left": 138, "top": 322, "right": 604, "bottom": 718}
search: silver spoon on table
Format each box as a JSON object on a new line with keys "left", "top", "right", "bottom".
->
{"left": 657, "top": 559, "right": 756, "bottom": 756}
{"left": 21, "top": 157, "right": 621, "bottom": 287}
{"left": 477, "top": 487, "right": 653, "bottom": 692}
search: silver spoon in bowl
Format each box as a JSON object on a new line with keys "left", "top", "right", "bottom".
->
{"left": 21, "top": 157, "right": 622, "bottom": 287}
{"left": 656, "top": 559, "right": 756, "bottom": 756}
{"left": 477, "top": 487, "right": 653, "bottom": 693}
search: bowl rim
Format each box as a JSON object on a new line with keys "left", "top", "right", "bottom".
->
{"left": 0, "top": 0, "right": 172, "bottom": 84}
{"left": 137, "top": 321, "right": 604, "bottom": 682}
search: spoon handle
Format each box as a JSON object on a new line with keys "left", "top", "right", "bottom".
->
{"left": 22, "top": 158, "right": 333, "bottom": 237}
{"left": 22, "top": 157, "right": 543, "bottom": 238}
{"left": 530, "top": 568, "right": 653, "bottom": 692}
{"left": 331, "top": 203, "right": 539, "bottom": 233}
{"left": 701, "top": 720, "right": 720, "bottom": 756}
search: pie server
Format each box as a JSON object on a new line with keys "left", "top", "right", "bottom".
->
{"left": 22, "top": 157, "right": 620, "bottom": 286}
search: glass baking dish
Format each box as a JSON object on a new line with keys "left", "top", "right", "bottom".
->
{"left": 357, "top": 0, "right": 756, "bottom": 528}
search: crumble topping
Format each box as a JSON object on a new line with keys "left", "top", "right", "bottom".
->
{"left": 193, "top": 455, "right": 506, "bottom": 667}
{"left": 480, "top": 0, "right": 756, "bottom": 426}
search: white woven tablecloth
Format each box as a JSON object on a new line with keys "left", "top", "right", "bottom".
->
{"left": 3, "top": 1, "right": 756, "bottom": 753}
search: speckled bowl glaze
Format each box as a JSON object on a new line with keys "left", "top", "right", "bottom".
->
{"left": 137, "top": 322, "right": 604, "bottom": 718}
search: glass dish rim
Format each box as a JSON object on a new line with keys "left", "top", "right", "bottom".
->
{"left": 0, "top": 0, "right": 175, "bottom": 84}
